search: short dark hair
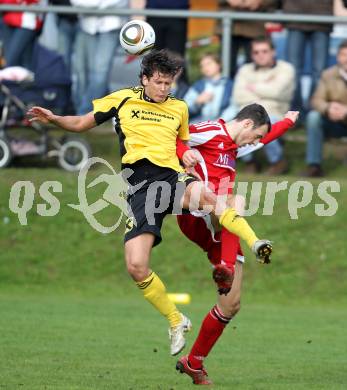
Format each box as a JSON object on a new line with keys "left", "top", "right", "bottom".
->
{"left": 251, "top": 36, "right": 274, "bottom": 50}
{"left": 234, "top": 103, "right": 271, "bottom": 132}
{"left": 199, "top": 52, "right": 221, "bottom": 66}
{"left": 139, "top": 49, "right": 184, "bottom": 81}
{"left": 338, "top": 39, "right": 347, "bottom": 52}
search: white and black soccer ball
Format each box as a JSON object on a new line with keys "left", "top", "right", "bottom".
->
{"left": 119, "top": 20, "right": 156, "bottom": 56}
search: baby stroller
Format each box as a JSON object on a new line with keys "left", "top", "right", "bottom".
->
{"left": 0, "top": 44, "right": 91, "bottom": 172}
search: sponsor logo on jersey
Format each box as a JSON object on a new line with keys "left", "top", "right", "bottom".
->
{"left": 131, "top": 110, "right": 140, "bottom": 119}
{"left": 214, "top": 153, "right": 236, "bottom": 171}
{"left": 218, "top": 142, "right": 224, "bottom": 149}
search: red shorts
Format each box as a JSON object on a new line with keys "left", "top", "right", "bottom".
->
{"left": 177, "top": 214, "right": 244, "bottom": 268}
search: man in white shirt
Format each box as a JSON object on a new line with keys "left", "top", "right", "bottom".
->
{"left": 223, "top": 36, "right": 295, "bottom": 175}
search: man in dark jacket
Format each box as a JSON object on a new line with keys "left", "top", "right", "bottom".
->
{"left": 146, "top": 0, "right": 189, "bottom": 80}
{"left": 281, "top": 0, "right": 333, "bottom": 113}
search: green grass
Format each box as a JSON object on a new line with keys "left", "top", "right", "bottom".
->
{"left": 0, "top": 132, "right": 347, "bottom": 388}
{"left": 0, "top": 294, "right": 346, "bottom": 389}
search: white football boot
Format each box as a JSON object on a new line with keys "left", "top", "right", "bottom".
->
{"left": 253, "top": 239, "right": 273, "bottom": 264}
{"left": 168, "top": 314, "right": 192, "bottom": 356}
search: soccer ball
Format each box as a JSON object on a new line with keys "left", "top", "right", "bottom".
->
{"left": 119, "top": 20, "right": 155, "bottom": 55}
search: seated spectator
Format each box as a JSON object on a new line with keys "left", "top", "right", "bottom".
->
{"left": 184, "top": 53, "right": 233, "bottom": 122}
{"left": 224, "top": 36, "right": 295, "bottom": 174}
{"left": 303, "top": 40, "right": 347, "bottom": 177}
{"left": 0, "top": 0, "right": 45, "bottom": 69}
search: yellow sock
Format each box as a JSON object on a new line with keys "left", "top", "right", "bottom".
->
{"left": 137, "top": 271, "right": 182, "bottom": 328}
{"left": 219, "top": 208, "right": 258, "bottom": 249}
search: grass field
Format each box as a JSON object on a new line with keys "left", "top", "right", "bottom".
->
{"left": 1, "top": 131, "right": 347, "bottom": 389}
{"left": 1, "top": 294, "right": 347, "bottom": 389}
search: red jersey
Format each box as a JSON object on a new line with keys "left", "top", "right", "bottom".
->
{"left": 176, "top": 117, "right": 294, "bottom": 269}
{"left": 184, "top": 117, "right": 294, "bottom": 195}
{"left": 188, "top": 119, "right": 237, "bottom": 195}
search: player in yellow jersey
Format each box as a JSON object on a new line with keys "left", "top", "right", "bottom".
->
{"left": 27, "top": 49, "right": 272, "bottom": 356}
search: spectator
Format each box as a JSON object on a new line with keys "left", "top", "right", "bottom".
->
{"left": 281, "top": 0, "right": 333, "bottom": 113}
{"left": 225, "top": 36, "right": 295, "bottom": 174}
{"left": 50, "top": 0, "right": 78, "bottom": 75}
{"left": 145, "top": 0, "right": 189, "bottom": 80}
{"left": 171, "top": 71, "right": 190, "bottom": 100}
{"left": 184, "top": 53, "right": 233, "bottom": 122}
{"left": 71, "top": 0, "right": 128, "bottom": 115}
{"left": 0, "top": 0, "right": 45, "bottom": 69}
{"left": 331, "top": 0, "right": 347, "bottom": 58}
{"left": 334, "top": 0, "right": 347, "bottom": 20}
{"left": 219, "top": 0, "right": 280, "bottom": 78}
{"left": 303, "top": 40, "right": 347, "bottom": 177}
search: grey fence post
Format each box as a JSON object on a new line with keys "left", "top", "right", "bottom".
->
{"left": 221, "top": 14, "right": 232, "bottom": 78}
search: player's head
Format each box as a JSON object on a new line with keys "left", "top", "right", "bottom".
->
{"left": 251, "top": 36, "right": 275, "bottom": 68}
{"left": 199, "top": 52, "right": 221, "bottom": 79}
{"left": 337, "top": 40, "right": 347, "bottom": 72}
{"left": 139, "top": 49, "right": 184, "bottom": 102}
{"left": 232, "top": 103, "right": 271, "bottom": 146}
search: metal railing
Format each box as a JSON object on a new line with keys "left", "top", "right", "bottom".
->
{"left": 1, "top": 4, "right": 347, "bottom": 76}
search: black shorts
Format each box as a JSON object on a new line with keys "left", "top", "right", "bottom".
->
{"left": 122, "top": 159, "right": 196, "bottom": 247}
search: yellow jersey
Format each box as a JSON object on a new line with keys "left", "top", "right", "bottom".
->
{"left": 93, "top": 86, "right": 189, "bottom": 172}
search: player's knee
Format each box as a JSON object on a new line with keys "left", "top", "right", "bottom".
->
{"left": 221, "top": 299, "right": 241, "bottom": 318}
{"left": 226, "top": 195, "right": 245, "bottom": 216}
{"left": 125, "top": 257, "right": 149, "bottom": 281}
{"left": 191, "top": 184, "right": 215, "bottom": 207}
{"left": 233, "top": 195, "right": 245, "bottom": 216}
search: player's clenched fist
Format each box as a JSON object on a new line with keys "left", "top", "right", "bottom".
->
{"left": 182, "top": 149, "right": 200, "bottom": 168}
{"left": 284, "top": 111, "right": 300, "bottom": 124}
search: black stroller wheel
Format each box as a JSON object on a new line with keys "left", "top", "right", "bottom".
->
{"left": 58, "top": 137, "right": 91, "bottom": 172}
{"left": 0, "top": 137, "right": 13, "bottom": 168}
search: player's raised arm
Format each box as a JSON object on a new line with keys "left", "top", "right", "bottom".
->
{"left": 236, "top": 111, "right": 299, "bottom": 158}
{"left": 261, "top": 110, "right": 299, "bottom": 145}
{"left": 27, "top": 107, "right": 97, "bottom": 133}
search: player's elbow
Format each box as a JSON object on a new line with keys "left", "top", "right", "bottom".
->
{"left": 73, "top": 112, "right": 96, "bottom": 133}
{"left": 75, "top": 118, "right": 91, "bottom": 133}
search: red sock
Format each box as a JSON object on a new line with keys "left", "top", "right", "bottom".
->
{"left": 188, "top": 305, "right": 232, "bottom": 369}
{"left": 220, "top": 228, "right": 239, "bottom": 271}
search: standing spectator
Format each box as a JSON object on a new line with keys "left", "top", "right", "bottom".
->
{"left": 50, "top": 0, "right": 78, "bottom": 75}
{"left": 225, "top": 36, "right": 295, "bottom": 174}
{"left": 331, "top": 0, "right": 347, "bottom": 60}
{"left": 0, "top": 0, "right": 45, "bottom": 69}
{"left": 71, "top": 0, "right": 128, "bottom": 115}
{"left": 145, "top": 0, "right": 189, "bottom": 80}
{"left": 303, "top": 40, "right": 347, "bottom": 177}
{"left": 184, "top": 53, "right": 233, "bottom": 122}
{"left": 219, "top": 0, "right": 279, "bottom": 78}
{"left": 281, "top": 0, "right": 333, "bottom": 113}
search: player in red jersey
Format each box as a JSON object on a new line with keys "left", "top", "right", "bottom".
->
{"left": 175, "top": 110, "right": 299, "bottom": 385}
